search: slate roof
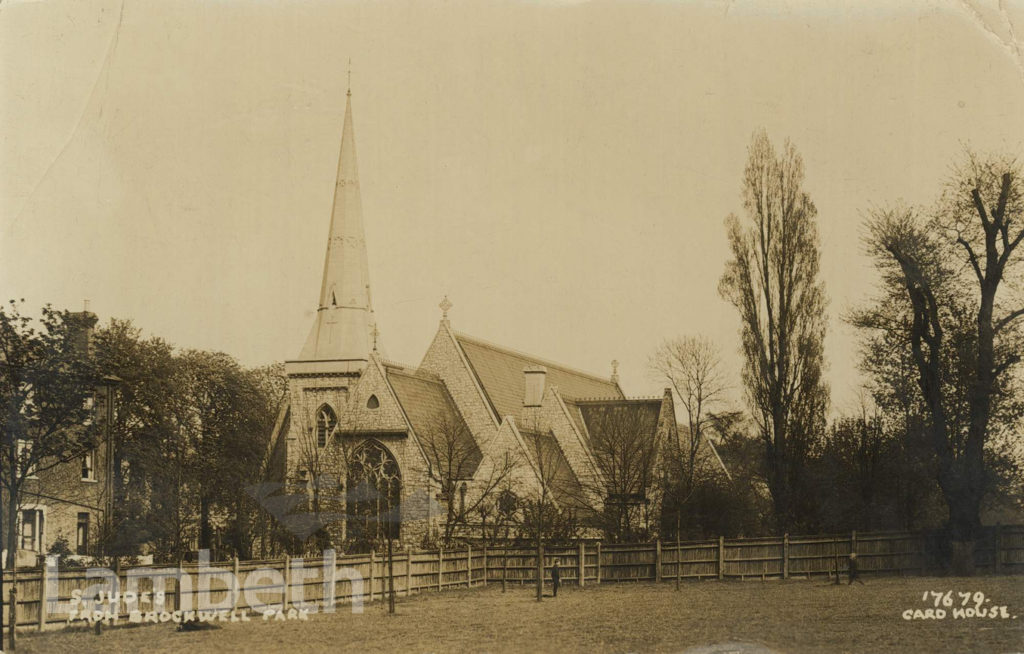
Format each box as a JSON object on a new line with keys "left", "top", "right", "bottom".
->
{"left": 562, "top": 400, "right": 590, "bottom": 439}
{"left": 453, "top": 332, "right": 624, "bottom": 423}
{"left": 519, "top": 429, "right": 588, "bottom": 509}
{"left": 575, "top": 399, "right": 664, "bottom": 442}
{"left": 387, "top": 369, "right": 482, "bottom": 478}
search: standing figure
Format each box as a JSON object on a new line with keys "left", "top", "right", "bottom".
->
{"left": 551, "top": 558, "right": 561, "bottom": 597}
{"left": 848, "top": 552, "right": 863, "bottom": 585}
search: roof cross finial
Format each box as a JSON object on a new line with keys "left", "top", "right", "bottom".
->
{"left": 439, "top": 295, "right": 453, "bottom": 325}
{"left": 371, "top": 324, "right": 380, "bottom": 353}
{"left": 347, "top": 59, "right": 352, "bottom": 97}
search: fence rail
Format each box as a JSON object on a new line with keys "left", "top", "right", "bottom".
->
{"left": 4, "top": 525, "right": 1023, "bottom": 631}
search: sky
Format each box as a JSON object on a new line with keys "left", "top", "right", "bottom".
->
{"left": 2, "top": 0, "right": 1023, "bottom": 415}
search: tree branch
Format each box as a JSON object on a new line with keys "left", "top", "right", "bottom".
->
{"left": 994, "top": 307, "right": 1024, "bottom": 334}
{"left": 956, "top": 235, "right": 984, "bottom": 283}
{"left": 972, "top": 187, "right": 992, "bottom": 229}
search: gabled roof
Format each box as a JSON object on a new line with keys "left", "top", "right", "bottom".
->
{"left": 453, "top": 332, "right": 623, "bottom": 422}
{"left": 575, "top": 398, "right": 664, "bottom": 441}
{"left": 387, "top": 369, "right": 482, "bottom": 479}
{"left": 519, "top": 429, "right": 587, "bottom": 509}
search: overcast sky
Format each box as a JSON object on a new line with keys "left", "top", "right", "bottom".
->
{"left": 3, "top": 0, "right": 1023, "bottom": 413}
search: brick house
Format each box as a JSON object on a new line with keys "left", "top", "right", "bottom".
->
{"left": 264, "top": 88, "right": 677, "bottom": 548}
{"left": 2, "top": 311, "right": 115, "bottom": 568}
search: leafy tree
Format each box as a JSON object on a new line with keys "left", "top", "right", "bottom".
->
{"left": 92, "top": 319, "right": 182, "bottom": 555}
{"left": 0, "top": 303, "right": 102, "bottom": 565}
{"left": 719, "top": 130, "right": 829, "bottom": 532}
{"left": 858, "top": 153, "right": 1024, "bottom": 570}
{"left": 0, "top": 302, "right": 103, "bottom": 649}
{"left": 93, "top": 321, "right": 282, "bottom": 562}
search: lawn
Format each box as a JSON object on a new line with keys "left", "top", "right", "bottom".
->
{"left": 16, "top": 576, "right": 1024, "bottom": 653}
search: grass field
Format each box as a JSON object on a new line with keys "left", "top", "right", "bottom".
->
{"left": 16, "top": 576, "right": 1024, "bottom": 653}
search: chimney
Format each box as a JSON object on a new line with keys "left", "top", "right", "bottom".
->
{"left": 69, "top": 306, "right": 98, "bottom": 357}
{"left": 523, "top": 366, "right": 547, "bottom": 408}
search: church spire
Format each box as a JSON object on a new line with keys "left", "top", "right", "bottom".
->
{"left": 297, "top": 85, "right": 376, "bottom": 362}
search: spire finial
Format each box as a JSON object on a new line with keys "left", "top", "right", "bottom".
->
{"left": 371, "top": 323, "right": 380, "bottom": 353}
{"left": 347, "top": 59, "right": 352, "bottom": 97}
{"left": 439, "top": 295, "right": 453, "bottom": 325}
{"left": 611, "top": 359, "right": 620, "bottom": 384}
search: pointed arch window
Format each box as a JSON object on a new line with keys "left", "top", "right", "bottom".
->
{"left": 366, "top": 394, "right": 380, "bottom": 409}
{"left": 316, "top": 405, "right": 337, "bottom": 448}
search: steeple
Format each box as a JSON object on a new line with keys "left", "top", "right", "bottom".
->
{"left": 297, "top": 87, "right": 376, "bottom": 364}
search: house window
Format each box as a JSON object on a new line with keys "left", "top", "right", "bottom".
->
{"left": 76, "top": 513, "right": 90, "bottom": 555}
{"left": 81, "top": 449, "right": 96, "bottom": 481}
{"left": 82, "top": 393, "right": 96, "bottom": 427}
{"left": 316, "top": 405, "right": 337, "bottom": 448}
{"left": 17, "top": 440, "right": 37, "bottom": 478}
{"left": 20, "top": 509, "right": 43, "bottom": 551}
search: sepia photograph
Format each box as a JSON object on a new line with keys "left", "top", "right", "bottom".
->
{"left": 2, "top": 0, "right": 1023, "bottom": 652}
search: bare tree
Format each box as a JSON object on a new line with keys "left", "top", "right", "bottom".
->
{"left": 419, "top": 410, "right": 517, "bottom": 545}
{"left": 650, "top": 336, "right": 727, "bottom": 496}
{"left": 347, "top": 442, "right": 402, "bottom": 613}
{"left": 578, "top": 403, "right": 661, "bottom": 541}
{"left": 291, "top": 403, "right": 354, "bottom": 554}
{"left": 719, "top": 129, "right": 829, "bottom": 533}
{"left": 518, "top": 426, "right": 581, "bottom": 602}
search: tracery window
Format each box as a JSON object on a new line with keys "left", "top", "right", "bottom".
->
{"left": 316, "top": 404, "right": 337, "bottom": 448}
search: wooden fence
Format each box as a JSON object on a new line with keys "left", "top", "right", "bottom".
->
{"left": 4, "top": 525, "right": 1023, "bottom": 631}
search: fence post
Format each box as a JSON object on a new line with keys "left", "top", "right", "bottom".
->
{"left": 851, "top": 530, "right": 857, "bottom": 555}
{"left": 467, "top": 545, "right": 472, "bottom": 588}
{"left": 675, "top": 536, "right": 681, "bottom": 590}
{"left": 369, "top": 551, "right": 375, "bottom": 603}
{"left": 176, "top": 560, "right": 184, "bottom": 611}
{"left": 9, "top": 585, "right": 16, "bottom": 647}
{"left": 482, "top": 546, "right": 488, "bottom": 588}
{"left": 502, "top": 547, "right": 508, "bottom": 593}
{"left": 39, "top": 562, "right": 47, "bottom": 632}
{"left": 437, "top": 548, "right": 443, "bottom": 592}
{"left": 324, "top": 549, "right": 336, "bottom": 610}
{"left": 232, "top": 556, "right": 240, "bottom": 609}
{"left": 578, "top": 542, "right": 585, "bottom": 587}
{"left": 596, "top": 542, "right": 602, "bottom": 584}
{"left": 718, "top": 536, "right": 725, "bottom": 580}
{"left": 783, "top": 533, "right": 789, "bottom": 580}
{"left": 406, "top": 547, "right": 413, "bottom": 597}
{"left": 283, "top": 555, "right": 291, "bottom": 610}
{"left": 114, "top": 558, "right": 122, "bottom": 620}
{"left": 832, "top": 537, "right": 840, "bottom": 585}
{"left": 655, "top": 540, "right": 662, "bottom": 583}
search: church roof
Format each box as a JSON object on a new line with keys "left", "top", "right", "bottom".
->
{"left": 387, "top": 369, "right": 482, "bottom": 478}
{"left": 453, "top": 332, "right": 623, "bottom": 422}
{"left": 574, "top": 398, "right": 664, "bottom": 446}
{"left": 519, "top": 429, "right": 587, "bottom": 509}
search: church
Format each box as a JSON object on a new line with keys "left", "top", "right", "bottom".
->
{"left": 264, "top": 87, "right": 678, "bottom": 549}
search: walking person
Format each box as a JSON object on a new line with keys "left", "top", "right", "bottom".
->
{"left": 551, "top": 557, "right": 561, "bottom": 597}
